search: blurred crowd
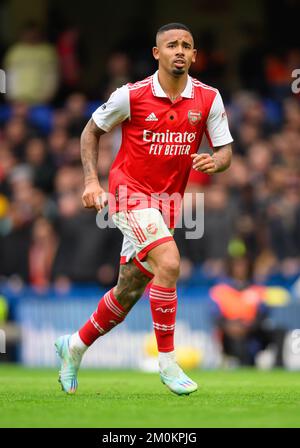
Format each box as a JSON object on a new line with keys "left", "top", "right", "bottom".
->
{"left": 1, "top": 22, "right": 300, "bottom": 291}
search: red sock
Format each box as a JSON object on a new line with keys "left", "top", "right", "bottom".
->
{"left": 149, "top": 284, "right": 177, "bottom": 353}
{"left": 79, "top": 288, "right": 127, "bottom": 346}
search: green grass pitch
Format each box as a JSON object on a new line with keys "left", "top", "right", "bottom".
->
{"left": 0, "top": 366, "right": 300, "bottom": 428}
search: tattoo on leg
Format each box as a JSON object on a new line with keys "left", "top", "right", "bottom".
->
{"left": 114, "top": 261, "right": 150, "bottom": 311}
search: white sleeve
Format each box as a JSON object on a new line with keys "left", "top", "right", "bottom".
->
{"left": 92, "top": 85, "right": 130, "bottom": 132}
{"left": 206, "top": 91, "right": 233, "bottom": 147}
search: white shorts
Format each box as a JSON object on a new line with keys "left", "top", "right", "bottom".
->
{"left": 112, "top": 208, "right": 174, "bottom": 278}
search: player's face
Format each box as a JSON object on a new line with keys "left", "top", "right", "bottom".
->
{"left": 153, "top": 29, "right": 197, "bottom": 76}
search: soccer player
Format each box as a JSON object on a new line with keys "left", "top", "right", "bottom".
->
{"left": 55, "top": 23, "right": 233, "bottom": 395}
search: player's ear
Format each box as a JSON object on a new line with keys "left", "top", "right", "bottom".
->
{"left": 192, "top": 49, "right": 197, "bottom": 63}
{"left": 152, "top": 46, "right": 159, "bottom": 61}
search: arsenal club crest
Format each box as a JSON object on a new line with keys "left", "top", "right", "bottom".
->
{"left": 188, "top": 110, "right": 202, "bottom": 125}
{"left": 146, "top": 223, "right": 158, "bottom": 235}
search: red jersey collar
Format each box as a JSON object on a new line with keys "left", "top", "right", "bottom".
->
{"left": 151, "top": 71, "right": 194, "bottom": 99}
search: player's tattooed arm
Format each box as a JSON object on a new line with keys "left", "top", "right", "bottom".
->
{"left": 80, "top": 119, "right": 107, "bottom": 210}
{"left": 114, "top": 261, "right": 150, "bottom": 311}
{"left": 191, "top": 143, "right": 232, "bottom": 175}
{"left": 80, "top": 118, "right": 105, "bottom": 184}
{"left": 211, "top": 143, "right": 232, "bottom": 173}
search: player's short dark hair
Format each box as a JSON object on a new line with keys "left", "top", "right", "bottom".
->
{"left": 156, "top": 23, "right": 193, "bottom": 43}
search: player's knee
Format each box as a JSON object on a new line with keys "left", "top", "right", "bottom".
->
{"left": 157, "top": 256, "right": 180, "bottom": 282}
{"left": 147, "top": 242, "right": 180, "bottom": 282}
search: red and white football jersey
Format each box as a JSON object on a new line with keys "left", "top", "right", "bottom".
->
{"left": 92, "top": 71, "right": 233, "bottom": 227}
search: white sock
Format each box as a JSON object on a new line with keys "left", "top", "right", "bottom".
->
{"left": 69, "top": 332, "right": 88, "bottom": 358}
{"left": 158, "top": 350, "right": 176, "bottom": 370}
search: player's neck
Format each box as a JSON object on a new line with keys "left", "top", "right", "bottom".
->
{"left": 157, "top": 69, "right": 188, "bottom": 102}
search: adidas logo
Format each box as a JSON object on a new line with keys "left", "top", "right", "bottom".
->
{"left": 145, "top": 112, "right": 158, "bottom": 121}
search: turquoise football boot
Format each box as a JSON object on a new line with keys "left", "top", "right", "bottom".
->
{"left": 160, "top": 362, "right": 198, "bottom": 396}
{"left": 55, "top": 335, "right": 81, "bottom": 394}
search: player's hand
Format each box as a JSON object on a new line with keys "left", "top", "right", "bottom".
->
{"left": 191, "top": 153, "right": 217, "bottom": 174}
{"left": 82, "top": 179, "right": 108, "bottom": 211}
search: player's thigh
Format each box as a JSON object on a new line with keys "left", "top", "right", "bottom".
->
{"left": 114, "top": 259, "right": 150, "bottom": 310}
{"left": 112, "top": 208, "right": 173, "bottom": 263}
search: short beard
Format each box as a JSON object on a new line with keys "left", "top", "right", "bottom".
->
{"left": 171, "top": 67, "right": 185, "bottom": 76}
